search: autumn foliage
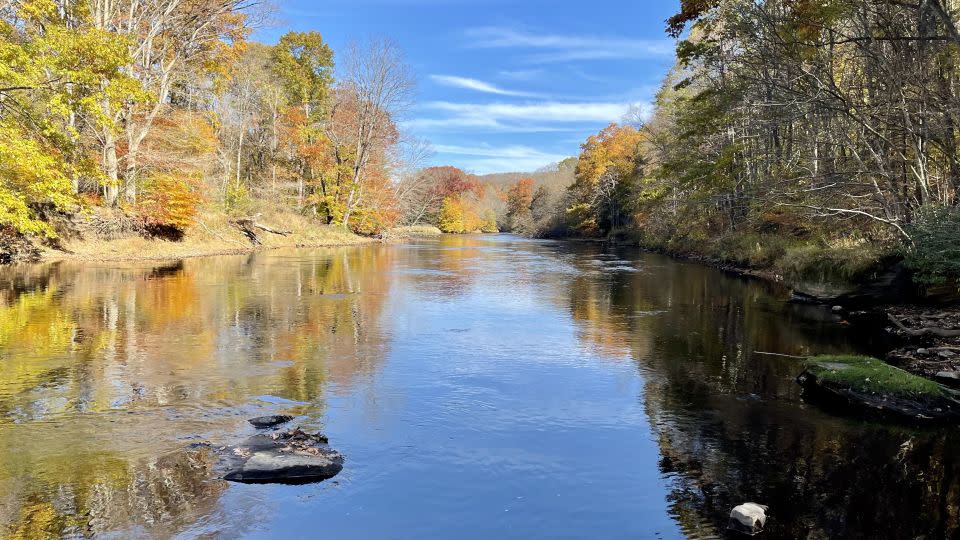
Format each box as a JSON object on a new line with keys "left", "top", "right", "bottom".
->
{"left": 136, "top": 174, "right": 203, "bottom": 237}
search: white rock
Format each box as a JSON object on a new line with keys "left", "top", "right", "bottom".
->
{"left": 729, "top": 502, "right": 768, "bottom": 535}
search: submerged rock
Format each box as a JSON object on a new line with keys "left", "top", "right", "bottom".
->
{"left": 248, "top": 415, "right": 294, "bottom": 429}
{"left": 797, "top": 355, "right": 960, "bottom": 423}
{"left": 220, "top": 428, "right": 343, "bottom": 485}
{"left": 728, "top": 503, "right": 768, "bottom": 535}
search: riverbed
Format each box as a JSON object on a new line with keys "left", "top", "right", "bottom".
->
{"left": 0, "top": 235, "right": 957, "bottom": 538}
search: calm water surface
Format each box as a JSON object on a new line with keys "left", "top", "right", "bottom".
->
{"left": 1, "top": 235, "right": 957, "bottom": 539}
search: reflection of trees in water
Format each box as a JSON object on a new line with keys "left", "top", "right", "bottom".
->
{"left": 0, "top": 247, "right": 394, "bottom": 536}
{"left": 561, "top": 246, "right": 960, "bottom": 538}
{"left": 399, "top": 235, "right": 490, "bottom": 298}
{"left": 1, "top": 449, "right": 225, "bottom": 538}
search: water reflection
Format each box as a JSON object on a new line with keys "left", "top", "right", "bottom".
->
{"left": 561, "top": 244, "right": 960, "bottom": 538}
{"left": 0, "top": 236, "right": 957, "bottom": 538}
{"left": 0, "top": 247, "right": 395, "bottom": 537}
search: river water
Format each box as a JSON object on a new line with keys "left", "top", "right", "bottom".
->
{"left": 0, "top": 235, "right": 957, "bottom": 539}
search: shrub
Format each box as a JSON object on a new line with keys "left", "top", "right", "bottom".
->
{"left": 480, "top": 209, "right": 499, "bottom": 233}
{"left": 349, "top": 206, "right": 398, "bottom": 236}
{"left": 905, "top": 205, "right": 960, "bottom": 287}
{"left": 137, "top": 174, "right": 202, "bottom": 239}
{"left": 224, "top": 180, "right": 254, "bottom": 215}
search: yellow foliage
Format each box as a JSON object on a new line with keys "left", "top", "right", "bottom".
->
{"left": 438, "top": 197, "right": 465, "bottom": 233}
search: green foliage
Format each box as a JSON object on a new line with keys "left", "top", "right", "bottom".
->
{"left": 905, "top": 206, "right": 960, "bottom": 287}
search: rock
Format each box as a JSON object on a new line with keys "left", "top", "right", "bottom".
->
{"left": 223, "top": 448, "right": 343, "bottom": 485}
{"left": 797, "top": 363, "right": 960, "bottom": 424}
{"left": 832, "top": 305, "right": 844, "bottom": 313}
{"left": 248, "top": 415, "right": 294, "bottom": 429}
{"left": 938, "top": 350, "right": 957, "bottom": 359}
{"left": 728, "top": 503, "right": 768, "bottom": 535}
{"left": 916, "top": 348, "right": 929, "bottom": 355}
{"left": 937, "top": 371, "right": 960, "bottom": 380}
{"left": 220, "top": 428, "right": 343, "bottom": 485}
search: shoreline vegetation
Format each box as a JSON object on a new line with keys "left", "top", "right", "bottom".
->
{"left": 4, "top": 1, "right": 960, "bottom": 419}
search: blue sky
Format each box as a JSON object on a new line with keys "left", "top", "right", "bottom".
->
{"left": 254, "top": 1, "right": 680, "bottom": 174}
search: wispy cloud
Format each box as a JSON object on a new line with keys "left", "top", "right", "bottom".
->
{"left": 404, "top": 100, "right": 642, "bottom": 133}
{"left": 498, "top": 69, "right": 544, "bottom": 81}
{"left": 428, "top": 100, "right": 633, "bottom": 123}
{"left": 429, "top": 75, "right": 540, "bottom": 97}
{"left": 433, "top": 144, "right": 571, "bottom": 174}
{"left": 464, "top": 27, "right": 674, "bottom": 63}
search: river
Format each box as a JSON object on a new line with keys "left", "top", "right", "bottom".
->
{"left": 0, "top": 234, "right": 957, "bottom": 538}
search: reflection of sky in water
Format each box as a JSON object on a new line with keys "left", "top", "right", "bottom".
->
{"left": 0, "top": 236, "right": 957, "bottom": 539}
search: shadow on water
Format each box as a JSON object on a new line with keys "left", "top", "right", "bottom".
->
{"left": 561, "top": 241, "right": 960, "bottom": 538}
{"left": 0, "top": 235, "right": 957, "bottom": 538}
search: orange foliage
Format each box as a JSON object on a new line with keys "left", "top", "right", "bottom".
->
{"left": 137, "top": 174, "right": 203, "bottom": 234}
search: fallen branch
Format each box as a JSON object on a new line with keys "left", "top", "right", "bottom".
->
{"left": 251, "top": 222, "right": 291, "bottom": 236}
{"left": 754, "top": 351, "right": 809, "bottom": 359}
{"left": 231, "top": 215, "right": 292, "bottom": 246}
{"left": 887, "top": 313, "right": 960, "bottom": 338}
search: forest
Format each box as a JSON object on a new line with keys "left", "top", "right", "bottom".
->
{"left": 0, "top": 0, "right": 509, "bottom": 261}
{"left": 4, "top": 0, "right": 960, "bottom": 290}
{"left": 503, "top": 0, "right": 960, "bottom": 290}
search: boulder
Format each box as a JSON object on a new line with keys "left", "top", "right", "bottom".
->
{"left": 728, "top": 503, "right": 768, "bottom": 535}
{"left": 248, "top": 415, "right": 294, "bottom": 429}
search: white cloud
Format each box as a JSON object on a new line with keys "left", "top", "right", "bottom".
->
{"left": 404, "top": 100, "right": 644, "bottom": 134}
{"left": 429, "top": 75, "right": 540, "bottom": 97}
{"left": 464, "top": 27, "right": 674, "bottom": 63}
{"left": 433, "top": 144, "right": 571, "bottom": 174}
{"left": 427, "top": 100, "right": 633, "bottom": 123}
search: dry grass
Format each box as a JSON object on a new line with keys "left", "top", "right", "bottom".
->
{"left": 41, "top": 209, "right": 371, "bottom": 263}
{"left": 381, "top": 225, "right": 443, "bottom": 241}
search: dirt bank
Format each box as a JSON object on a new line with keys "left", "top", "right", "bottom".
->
{"left": 35, "top": 210, "right": 372, "bottom": 264}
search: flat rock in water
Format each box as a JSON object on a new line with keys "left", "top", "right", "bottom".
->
{"left": 248, "top": 415, "right": 294, "bottom": 428}
{"left": 224, "top": 448, "right": 343, "bottom": 484}
{"left": 220, "top": 428, "right": 343, "bottom": 485}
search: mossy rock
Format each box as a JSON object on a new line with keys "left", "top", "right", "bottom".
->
{"left": 797, "top": 355, "right": 960, "bottom": 423}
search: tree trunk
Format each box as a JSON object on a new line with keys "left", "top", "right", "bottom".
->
{"left": 104, "top": 131, "right": 120, "bottom": 207}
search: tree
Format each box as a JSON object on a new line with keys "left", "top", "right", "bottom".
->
{"left": 438, "top": 196, "right": 465, "bottom": 233}
{"left": 0, "top": 0, "right": 136, "bottom": 235}
{"left": 331, "top": 38, "right": 414, "bottom": 226}
{"left": 506, "top": 177, "right": 535, "bottom": 234}
{"left": 89, "top": 0, "right": 256, "bottom": 205}
{"left": 567, "top": 124, "right": 645, "bottom": 235}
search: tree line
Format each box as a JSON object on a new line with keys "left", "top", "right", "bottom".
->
{"left": 506, "top": 0, "right": 960, "bottom": 287}
{"left": 0, "top": 0, "right": 438, "bottom": 254}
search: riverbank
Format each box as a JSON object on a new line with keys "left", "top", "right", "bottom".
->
{"left": 563, "top": 232, "right": 960, "bottom": 388}
{"left": 35, "top": 209, "right": 372, "bottom": 264}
